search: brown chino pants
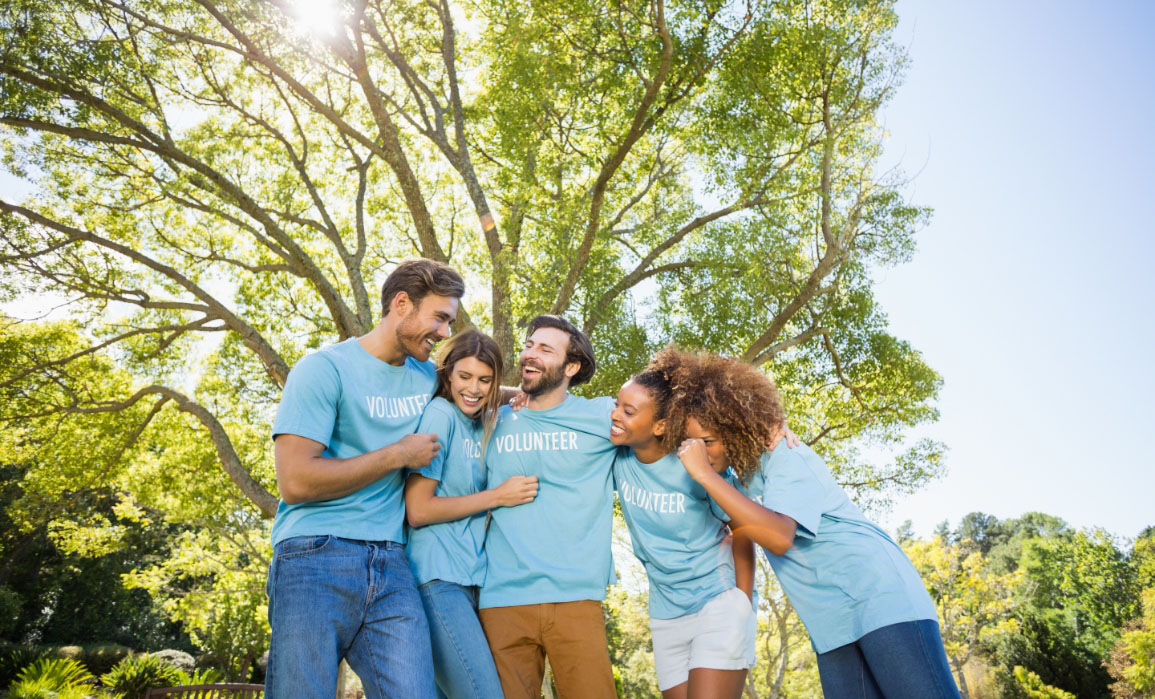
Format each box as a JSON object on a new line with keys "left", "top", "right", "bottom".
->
{"left": 479, "top": 600, "right": 618, "bottom": 699}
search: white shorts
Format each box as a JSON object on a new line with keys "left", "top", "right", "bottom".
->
{"left": 649, "top": 586, "right": 757, "bottom": 690}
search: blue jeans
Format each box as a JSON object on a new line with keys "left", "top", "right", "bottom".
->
{"left": 418, "top": 580, "right": 504, "bottom": 699}
{"left": 816, "top": 619, "right": 960, "bottom": 698}
{"left": 265, "top": 536, "right": 435, "bottom": 699}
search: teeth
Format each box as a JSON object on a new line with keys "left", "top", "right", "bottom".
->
{"left": 609, "top": 426, "right": 624, "bottom": 436}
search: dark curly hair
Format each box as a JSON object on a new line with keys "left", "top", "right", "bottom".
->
{"left": 664, "top": 353, "right": 785, "bottom": 486}
{"left": 631, "top": 347, "right": 695, "bottom": 450}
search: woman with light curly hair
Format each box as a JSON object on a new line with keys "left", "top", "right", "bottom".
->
{"left": 667, "top": 353, "right": 961, "bottom": 699}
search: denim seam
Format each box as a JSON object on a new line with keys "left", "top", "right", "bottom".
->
{"left": 915, "top": 620, "right": 949, "bottom": 699}
{"left": 361, "top": 545, "right": 389, "bottom": 699}
{"left": 857, "top": 643, "right": 868, "bottom": 699}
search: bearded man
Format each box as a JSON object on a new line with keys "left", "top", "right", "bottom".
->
{"left": 266, "top": 258, "right": 464, "bottom": 699}
{"left": 479, "top": 314, "right": 620, "bottom": 699}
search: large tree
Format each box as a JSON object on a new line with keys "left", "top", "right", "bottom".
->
{"left": 0, "top": 0, "right": 941, "bottom": 663}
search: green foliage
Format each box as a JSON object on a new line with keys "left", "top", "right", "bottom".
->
{"left": 905, "top": 536, "right": 1026, "bottom": 698}
{"left": 6, "top": 657, "right": 94, "bottom": 699}
{"left": 1003, "top": 665, "right": 1077, "bottom": 699}
{"left": 77, "top": 643, "right": 134, "bottom": 677}
{"left": 603, "top": 588, "right": 659, "bottom": 699}
{"left": 1106, "top": 587, "right": 1155, "bottom": 698}
{"left": 1022, "top": 529, "right": 1139, "bottom": 659}
{"left": 101, "top": 653, "right": 186, "bottom": 699}
{"left": 0, "top": 643, "right": 50, "bottom": 690}
{"left": 0, "top": 587, "right": 19, "bottom": 633}
{"left": 992, "top": 609, "right": 1111, "bottom": 699}
{"left": 1, "top": 0, "right": 946, "bottom": 685}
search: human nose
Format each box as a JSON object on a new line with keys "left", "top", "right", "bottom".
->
{"left": 437, "top": 322, "right": 452, "bottom": 339}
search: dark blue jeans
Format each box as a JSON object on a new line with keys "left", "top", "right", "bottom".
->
{"left": 816, "top": 619, "right": 960, "bottom": 698}
{"left": 265, "top": 536, "right": 436, "bottom": 699}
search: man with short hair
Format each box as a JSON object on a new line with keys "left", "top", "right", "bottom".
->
{"left": 265, "top": 258, "right": 464, "bottom": 699}
{"left": 479, "top": 314, "right": 620, "bottom": 699}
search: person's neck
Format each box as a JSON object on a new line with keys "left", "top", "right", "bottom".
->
{"left": 358, "top": 319, "right": 407, "bottom": 366}
{"left": 525, "top": 382, "right": 570, "bottom": 411}
{"left": 631, "top": 440, "right": 668, "bottom": 465}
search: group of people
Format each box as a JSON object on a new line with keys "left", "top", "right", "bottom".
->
{"left": 265, "top": 258, "right": 962, "bottom": 698}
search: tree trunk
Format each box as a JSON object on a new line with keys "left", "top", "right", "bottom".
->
{"left": 951, "top": 656, "right": 970, "bottom": 699}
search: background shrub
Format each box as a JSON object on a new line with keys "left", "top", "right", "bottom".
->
{"left": 101, "top": 653, "right": 185, "bottom": 699}
{"left": 6, "top": 656, "right": 93, "bottom": 699}
{"left": 82, "top": 642, "right": 134, "bottom": 676}
{"left": 151, "top": 649, "right": 195, "bottom": 675}
{"left": 0, "top": 643, "right": 49, "bottom": 690}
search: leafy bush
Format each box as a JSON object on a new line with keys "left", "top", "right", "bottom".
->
{"left": 150, "top": 649, "right": 195, "bottom": 675}
{"left": 6, "top": 656, "right": 94, "bottom": 699}
{"left": 0, "top": 643, "right": 50, "bottom": 690}
{"left": 101, "top": 653, "right": 185, "bottom": 699}
{"left": 83, "top": 642, "right": 134, "bottom": 676}
{"left": 186, "top": 668, "right": 223, "bottom": 685}
{"left": 0, "top": 586, "right": 20, "bottom": 632}
{"left": 998, "top": 665, "right": 1078, "bottom": 699}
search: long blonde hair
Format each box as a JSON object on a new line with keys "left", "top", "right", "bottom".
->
{"left": 434, "top": 329, "right": 504, "bottom": 461}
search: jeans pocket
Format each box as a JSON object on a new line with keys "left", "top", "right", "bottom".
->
{"left": 276, "top": 534, "right": 334, "bottom": 560}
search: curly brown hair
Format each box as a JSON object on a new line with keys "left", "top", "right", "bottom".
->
{"left": 664, "top": 353, "right": 785, "bottom": 486}
{"left": 632, "top": 346, "right": 696, "bottom": 450}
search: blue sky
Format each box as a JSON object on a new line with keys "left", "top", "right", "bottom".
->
{"left": 875, "top": 0, "right": 1155, "bottom": 540}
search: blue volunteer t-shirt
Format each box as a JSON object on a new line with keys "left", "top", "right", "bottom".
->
{"left": 404, "top": 397, "right": 489, "bottom": 587}
{"left": 270, "top": 338, "right": 436, "bottom": 546}
{"left": 480, "top": 395, "right": 617, "bottom": 609}
{"left": 742, "top": 442, "right": 938, "bottom": 654}
{"left": 614, "top": 450, "right": 735, "bottom": 619}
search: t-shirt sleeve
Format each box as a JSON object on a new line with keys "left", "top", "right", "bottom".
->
{"left": 591, "top": 395, "right": 615, "bottom": 431}
{"left": 272, "top": 352, "right": 340, "bottom": 446}
{"left": 759, "top": 451, "right": 825, "bottom": 539}
{"left": 410, "top": 401, "right": 454, "bottom": 482}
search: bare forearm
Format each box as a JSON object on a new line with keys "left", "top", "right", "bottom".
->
{"left": 406, "top": 489, "right": 497, "bottom": 528}
{"left": 276, "top": 436, "right": 413, "bottom": 505}
{"left": 733, "top": 529, "right": 755, "bottom": 602}
{"left": 695, "top": 470, "right": 796, "bottom": 555}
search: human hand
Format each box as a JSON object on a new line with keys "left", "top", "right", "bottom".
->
{"left": 493, "top": 475, "right": 539, "bottom": 507}
{"left": 398, "top": 433, "right": 441, "bottom": 469}
{"left": 677, "top": 438, "right": 715, "bottom": 483}
{"left": 768, "top": 421, "right": 800, "bottom": 450}
{"left": 508, "top": 391, "right": 529, "bottom": 412}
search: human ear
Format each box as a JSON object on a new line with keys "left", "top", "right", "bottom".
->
{"left": 652, "top": 418, "right": 667, "bottom": 437}
{"left": 392, "top": 291, "right": 413, "bottom": 316}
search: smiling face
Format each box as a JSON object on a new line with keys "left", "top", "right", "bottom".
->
{"left": 685, "top": 417, "right": 730, "bottom": 473}
{"left": 395, "top": 292, "right": 458, "bottom": 362}
{"left": 447, "top": 355, "right": 495, "bottom": 418}
{"left": 518, "top": 327, "right": 576, "bottom": 396}
{"left": 610, "top": 380, "right": 664, "bottom": 450}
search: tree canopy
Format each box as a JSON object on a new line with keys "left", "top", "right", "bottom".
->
{"left": 2, "top": 0, "right": 941, "bottom": 674}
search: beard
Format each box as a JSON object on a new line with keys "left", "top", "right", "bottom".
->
{"left": 520, "top": 358, "right": 567, "bottom": 396}
{"left": 396, "top": 314, "right": 438, "bottom": 361}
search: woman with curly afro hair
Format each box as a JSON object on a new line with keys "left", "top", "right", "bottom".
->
{"left": 608, "top": 347, "right": 757, "bottom": 699}
{"left": 668, "top": 353, "right": 961, "bottom": 699}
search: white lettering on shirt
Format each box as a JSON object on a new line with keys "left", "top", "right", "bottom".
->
{"left": 493, "top": 431, "right": 581, "bottom": 454}
{"left": 363, "top": 393, "right": 430, "bottom": 420}
{"left": 619, "top": 482, "right": 687, "bottom": 514}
